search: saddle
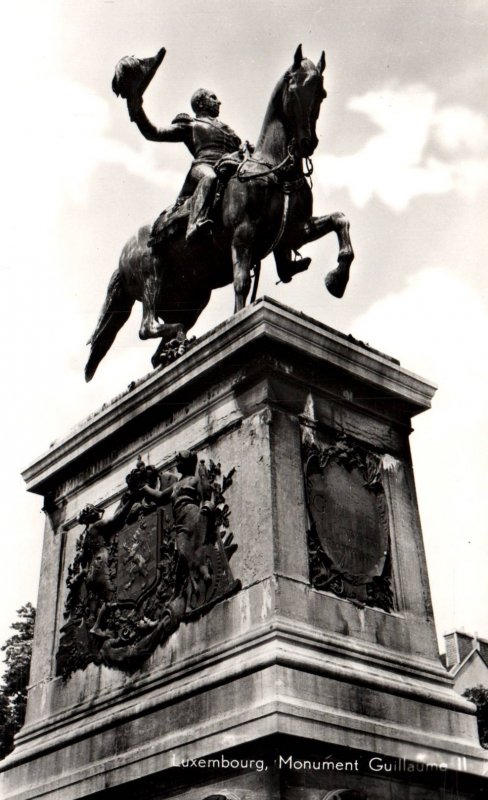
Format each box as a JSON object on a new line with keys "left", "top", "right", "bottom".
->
{"left": 148, "top": 200, "right": 190, "bottom": 251}
{"left": 214, "top": 150, "right": 244, "bottom": 181}
{"left": 147, "top": 150, "right": 246, "bottom": 252}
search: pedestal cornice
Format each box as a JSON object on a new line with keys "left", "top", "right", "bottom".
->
{"left": 23, "top": 298, "right": 436, "bottom": 496}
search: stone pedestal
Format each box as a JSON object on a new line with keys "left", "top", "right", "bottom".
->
{"left": 1, "top": 298, "right": 486, "bottom": 800}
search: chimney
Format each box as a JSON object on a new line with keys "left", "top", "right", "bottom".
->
{"left": 444, "top": 631, "right": 475, "bottom": 668}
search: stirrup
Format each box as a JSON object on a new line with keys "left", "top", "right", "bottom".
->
{"left": 277, "top": 256, "right": 311, "bottom": 284}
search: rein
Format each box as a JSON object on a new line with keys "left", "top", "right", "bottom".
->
{"left": 249, "top": 187, "right": 290, "bottom": 302}
{"left": 263, "top": 193, "right": 290, "bottom": 259}
{"left": 234, "top": 141, "right": 314, "bottom": 300}
{"left": 236, "top": 142, "right": 297, "bottom": 183}
{"left": 236, "top": 144, "right": 313, "bottom": 193}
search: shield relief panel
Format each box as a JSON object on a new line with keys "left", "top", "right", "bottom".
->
{"left": 302, "top": 429, "right": 394, "bottom": 612}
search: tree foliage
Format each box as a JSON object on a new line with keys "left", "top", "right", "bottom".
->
{"left": 0, "top": 603, "right": 36, "bottom": 759}
{"left": 463, "top": 685, "right": 488, "bottom": 749}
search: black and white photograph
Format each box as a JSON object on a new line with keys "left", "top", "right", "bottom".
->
{"left": 1, "top": 2, "right": 487, "bottom": 798}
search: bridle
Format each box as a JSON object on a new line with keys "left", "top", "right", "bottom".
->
{"left": 236, "top": 141, "right": 313, "bottom": 192}
{"left": 234, "top": 66, "right": 321, "bottom": 299}
{"left": 236, "top": 142, "right": 296, "bottom": 183}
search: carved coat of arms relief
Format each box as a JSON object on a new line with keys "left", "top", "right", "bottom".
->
{"left": 57, "top": 453, "right": 240, "bottom": 677}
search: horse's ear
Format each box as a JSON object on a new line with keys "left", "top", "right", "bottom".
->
{"left": 293, "top": 44, "right": 303, "bottom": 70}
{"left": 317, "top": 50, "right": 326, "bottom": 74}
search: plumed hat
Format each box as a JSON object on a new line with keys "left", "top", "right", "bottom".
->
{"left": 112, "top": 46, "right": 166, "bottom": 100}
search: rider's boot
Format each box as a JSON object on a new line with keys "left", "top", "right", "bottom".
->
{"left": 186, "top": 176, "right": 216, "bottom": 243}
{"left": 275, "top": 250, "right": 312, "bottom": 284}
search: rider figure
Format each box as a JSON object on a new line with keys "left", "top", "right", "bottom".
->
{"left": 128, "top": 88, "right": 311, "bottom": 281}
{"left": 129, "top": 88, "right": 241, "bottom": 242}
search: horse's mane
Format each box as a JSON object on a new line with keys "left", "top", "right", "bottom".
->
{"left": 260, "top": 70, "right": 288, "bottom": 129}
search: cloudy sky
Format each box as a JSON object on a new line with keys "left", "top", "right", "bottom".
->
{"left": 1, "top": 0, "right": 487, "bottom": 654}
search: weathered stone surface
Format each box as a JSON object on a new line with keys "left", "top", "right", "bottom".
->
{"left": 1, "top": 299, "right": 486, "bottom": 800}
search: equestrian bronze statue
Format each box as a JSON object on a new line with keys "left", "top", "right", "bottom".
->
{"left": 85, "top": 45, "right": 354, "bottom": 381}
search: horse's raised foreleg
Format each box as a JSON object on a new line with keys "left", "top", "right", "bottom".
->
{"left": 231, "top": 222, "right": 255, "bottom": 312}
{"left": 295, "top": 212, "right": 354, "bottom": 298}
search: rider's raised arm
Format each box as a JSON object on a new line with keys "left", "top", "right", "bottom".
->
{"left": 128, "top": 97, "right": 190, "bottom": 143}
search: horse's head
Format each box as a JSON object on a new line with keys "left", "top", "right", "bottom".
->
{"left": 281, "top": 44, "right": 327, "bottom": 158}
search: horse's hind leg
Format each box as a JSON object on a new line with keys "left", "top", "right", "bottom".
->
{"left": 231, "top": 222, "right": 255, "bottom": 312}
{"left": 139, "top": 274, "right": 165, "bottom": 339}
{"left": 295, "top": 212, "right": 354, "bottom": 298}
{"left": 140, "top": 307, "right": 185, "bottom": 343}
{"left": 139, "top": 275, "right": 185, "bottom": 342}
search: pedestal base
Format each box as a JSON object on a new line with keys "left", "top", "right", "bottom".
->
{"left": 1, "top": 299, "right": 486, "bottom": 799}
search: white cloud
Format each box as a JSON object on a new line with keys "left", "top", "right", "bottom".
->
{"left": 450, "top": 158, "right": 488, "bottom": 200}
{"left": 38, "top": 78, "right": 183, "bottom": 206}
{"left": 2, "top": 73, "right": 180, "bottom": 219}
{"left": 351, "top": 269, "right": 488, "bottom": 637}
{"left": 434, "top": 105, "right": 488, "bottom": 153}
{"left": 317, "top": 85, "right": 488, "bottom": 210}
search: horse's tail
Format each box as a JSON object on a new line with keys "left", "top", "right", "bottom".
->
{"left": 85, "top": 270, "right": 134, "bottom": 382}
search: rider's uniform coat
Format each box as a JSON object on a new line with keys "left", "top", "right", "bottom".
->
{"left": 173, "top": 114, "right": 241, "bottom": 166}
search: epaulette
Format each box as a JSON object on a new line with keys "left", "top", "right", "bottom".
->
{"left": 171, "top": 113, "right": 192, "bottom": 125}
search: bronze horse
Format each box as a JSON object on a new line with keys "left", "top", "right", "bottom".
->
{"left": 85, "top": 46, "right": 354, "bottom": 381}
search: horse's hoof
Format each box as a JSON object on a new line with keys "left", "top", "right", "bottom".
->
{"left": 325, "top": 263, "right": 350, "bottom": 298}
